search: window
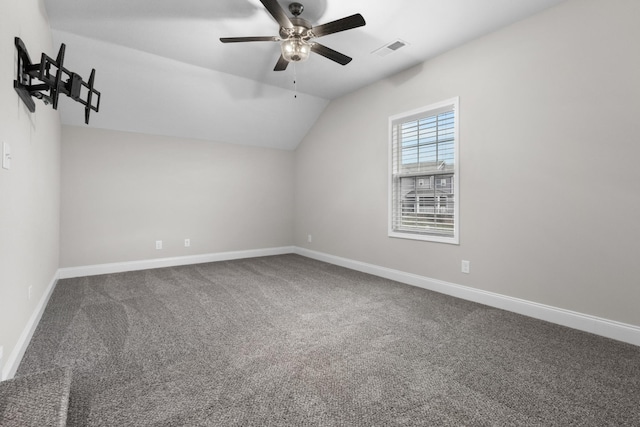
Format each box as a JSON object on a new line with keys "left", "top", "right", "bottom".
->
{"left": 389, "top": 97, "right": 459, "bottom": 244}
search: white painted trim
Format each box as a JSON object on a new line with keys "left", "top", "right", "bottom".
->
{"left": 2, "top": 271, "right": 60, "bottom": 381}
{"left": 388, "top": 96, "right": 460, "bottom": 245}
{"left": 294, "top": 247, "right": 640, "bottom": 347}
{"left": 58, "top": 246, "right": 295, "bottom": 279}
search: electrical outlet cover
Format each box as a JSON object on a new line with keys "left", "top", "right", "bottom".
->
{"left": 461, "top": 260, "right": 470, "bottom": 274}
{"left": 2, "top": 142, "right": 11, "bottom": 170}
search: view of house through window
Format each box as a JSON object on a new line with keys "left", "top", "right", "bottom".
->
{"left": 389, "top": 97, "right": 459, "bottom": 244}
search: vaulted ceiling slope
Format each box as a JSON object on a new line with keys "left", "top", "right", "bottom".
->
{"left": 44, "top": 0, "right": 566, "bottom": 150}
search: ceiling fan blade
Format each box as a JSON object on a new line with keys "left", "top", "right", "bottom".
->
{"left": 274, "top": 55, "right": 289, "bottom": 71}
{"left": 220, "top": 36, "right": 279, "bottom": 43}
{"left": 311, "top": 14, "right": 366, "bottom": 38}
{"left": 260, "top": 0, "right": 293, "bottom": 29}
{"left": 311, "top": 43, "right": 352, "bottom": 66}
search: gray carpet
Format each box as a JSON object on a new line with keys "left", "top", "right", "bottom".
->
{"left": 0, "top": 366, "right": 71, "bottom": 426}
{"left": 16, "top": 254, "right": 640, "bottom": 426}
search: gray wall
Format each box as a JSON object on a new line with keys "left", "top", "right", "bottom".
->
{"left": 0, "top": 0, "right": 61, "bottom": 378}
{"left": 60, "top": 126, "right": 294, "bottom": 267}
{"left": 294, "top": 0, "right": 640, "bottom": 326}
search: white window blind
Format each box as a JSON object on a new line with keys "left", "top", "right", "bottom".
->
{"left": 389, "top": 97, "right": 459, "bottom": 244}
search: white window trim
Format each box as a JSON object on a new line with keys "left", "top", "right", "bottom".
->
{"left": 388, "top": 97, "right": 460, "bottom": 245}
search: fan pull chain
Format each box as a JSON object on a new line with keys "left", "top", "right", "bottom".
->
{"left": 293, "top": 63, "right": 298, "bottom": 99}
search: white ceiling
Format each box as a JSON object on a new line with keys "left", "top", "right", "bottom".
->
{"left": 43, "top": 0, "right": 566, "bottom": 150}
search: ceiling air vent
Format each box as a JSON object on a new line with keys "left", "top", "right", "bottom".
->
{"left": 372, "top": 39, "right": 408, "bottom": 57}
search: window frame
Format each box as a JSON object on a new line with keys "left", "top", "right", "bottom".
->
{"left": 388, "top": 97, "right": 460, "bottom": 244}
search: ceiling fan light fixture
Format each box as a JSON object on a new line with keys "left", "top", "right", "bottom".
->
{"left": 281, "top": 37, "right": 311, "bottom": 63}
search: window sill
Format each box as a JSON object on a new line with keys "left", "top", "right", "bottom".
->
{"left": 388, "top": 230, "right": 459, "bottom": 245}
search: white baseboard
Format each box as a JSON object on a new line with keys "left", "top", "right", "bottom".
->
{"left": 58, "top": 246, "right": 296, "bottom": 279}
{"left": 294, "top": 247, "right": 640, "bottom": 347}
{"left": 2, "top": 271, "right": 59, "bottom": 381}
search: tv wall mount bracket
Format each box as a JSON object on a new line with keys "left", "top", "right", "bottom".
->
{"left": 13, "top": 37, "right": 101, "bottom": 124}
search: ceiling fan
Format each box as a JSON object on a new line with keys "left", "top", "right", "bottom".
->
{"left": 220, "top": 0, "right": 366, "bottom": 71}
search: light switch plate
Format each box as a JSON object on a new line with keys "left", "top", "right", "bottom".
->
{"left": 2, "top": 142, "right": 11, "bottom": 170}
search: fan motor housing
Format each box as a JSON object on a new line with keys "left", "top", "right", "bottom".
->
{"left": 279, "top": 17, "right": 312, "bottom": 39}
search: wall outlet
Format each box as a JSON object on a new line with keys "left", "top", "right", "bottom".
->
{"left": 0, "top": 345, "right": 4, "bottom": 364}
{"left": 184, "top": 238, "right": 190, "bottom": 247}
{"left": 28, "top": 285, "right": 33, "bottom": 300}
{"left": 461, "top": 260, "right": 470, "bottom": 274}
{"left": 307, "top": 234, "right": 312, "bottom": 243}
{"left": 2, "top": 142, "right": 11, "bottom": 170}
{"left": 155, "top": 240, "right": 162, "bottom": 250}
